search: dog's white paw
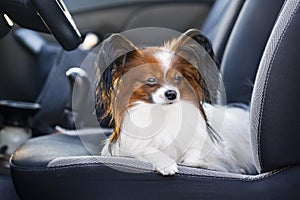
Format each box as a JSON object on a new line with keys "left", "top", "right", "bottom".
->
{"left": 136, "top": 147, "right": 179, "bottom": 175}
{"left": 154, "top": 161, "right": 178, "bottom": 176}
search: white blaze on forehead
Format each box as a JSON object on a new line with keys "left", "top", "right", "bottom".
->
{"left": 154, "top": 50, "right": 174, "bottom": 74}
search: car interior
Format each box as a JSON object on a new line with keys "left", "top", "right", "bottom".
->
{"left": 0, "top": 0, "right": 300, "bottom": 199}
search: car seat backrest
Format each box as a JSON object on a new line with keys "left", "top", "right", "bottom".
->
{"left": 250, "top": 0, "right": 300, "bottom": 173}
{"left": 220, "top": 0, "right": 285, "bottom": 105}
{"left": 201, "top": 0, "right": 244, "bottom": 62}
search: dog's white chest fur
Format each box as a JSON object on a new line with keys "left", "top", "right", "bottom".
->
{"left": 101, "top": 101, "right": 257, "bottom": 175}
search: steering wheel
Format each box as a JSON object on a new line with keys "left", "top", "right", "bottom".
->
{"left": 0, "top": 0, "right": 82, "bottom": 50}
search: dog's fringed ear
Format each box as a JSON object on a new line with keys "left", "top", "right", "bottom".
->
{"left": 96, "top": 34, "right": 137, "bottom": 93}
{"left": 170, "top": 29, "right": 221, "bottom": 104}
{"left": 97, "top": 33, "right": 138, "bottom": 72}
{"left": 95, "top": 33, "right": 137, "bottom": 126}
{"left": 180, "top": 29, "right": 219, "bottom": 66}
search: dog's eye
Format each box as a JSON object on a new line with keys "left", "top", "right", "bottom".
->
{"left": 174, "top": 75, "right": 183, "bottom": 83}
{"left": 146, "top": 77, "right": 158, "bottom": 85}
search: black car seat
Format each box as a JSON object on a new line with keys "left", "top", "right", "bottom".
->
{"left": 11, "top": 0, "right": 300, "bottom": 199}
{"left": 201, "top": 0, "right": 244, "bottom": 62}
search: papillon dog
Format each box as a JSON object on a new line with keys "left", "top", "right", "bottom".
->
{"left": 96, "top": 29, "right": 257, "bottom": 175}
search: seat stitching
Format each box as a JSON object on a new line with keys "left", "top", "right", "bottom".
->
{"left": 12, "top": 163, "right": 290, "bottom": 181}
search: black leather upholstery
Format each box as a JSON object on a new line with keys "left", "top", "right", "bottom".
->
{"left": 220, "top": 0, "right": 285, "bottom": 104}
{"left": 11, "top": 134, "right": 93, "bottom": 168}
{"left": 10, "top": 0, "right": 300, "bottom": 199}
{"left": 201, "top": 0, "right": 244, "bottom": 62}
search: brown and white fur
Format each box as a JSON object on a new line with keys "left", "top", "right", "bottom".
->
{"left": 96, "top": 29, "right": 257, "bottom": 175}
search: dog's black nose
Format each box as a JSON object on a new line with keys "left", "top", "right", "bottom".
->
{"left": 165, "top": 90, "right": 177, "bottom": 100}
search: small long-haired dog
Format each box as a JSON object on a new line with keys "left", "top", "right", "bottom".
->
{"left": 96, "top": 29, "right": 257, "bottom": 175}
